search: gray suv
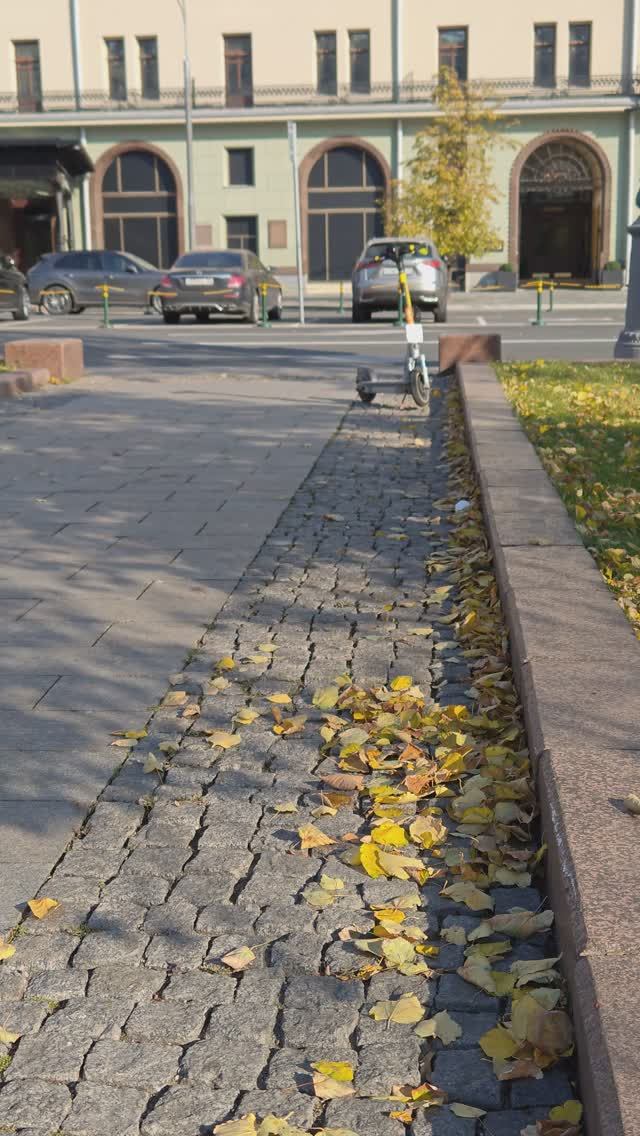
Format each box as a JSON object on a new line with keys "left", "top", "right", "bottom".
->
{"left": 27, "top": 250, "right": 164, "bottom": 315}
{"left": 352, "top": 236, "right": 448, "bottom": 323}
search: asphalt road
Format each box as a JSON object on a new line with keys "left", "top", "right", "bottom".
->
{"left": 0, "top": 290, "right": 628, "bottom": 378}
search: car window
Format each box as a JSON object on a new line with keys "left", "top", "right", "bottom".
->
{"left": 124, "top": 253, "right": 157, "bottom": 271}
{"left": 173, "top": 251, "right": 244, "bottom": 270}
{"left": 365, "top": 241, "right": 433, "bottom": 261}
{"left": 57, "top": 252, "right": 87, "bottom": 270}
{"left": 103, "top": 251, "right": 134, "bottom": 273}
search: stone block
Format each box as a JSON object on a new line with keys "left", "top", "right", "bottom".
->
{"left": 0, "top": 369, "right": 49, "bottom": 399}
{"left": 432, "top": 1049, "right": 502, "bottom": 1110}
{"left": 140, "top": 1087, "right": 237, "bottom": 1136}
{"left": 439, "top": 334, "right": 502, "bottom": 372}
{"left": 4, "top": 338, "right": 84, "bottom": 380}
{"left": 62, "top": 1083, "right": 149, "bottom": 1136}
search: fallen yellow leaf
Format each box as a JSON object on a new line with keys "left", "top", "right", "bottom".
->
{"left": 266, "top": 693, "right": 292, "bottom": 705}
{"left": 27, "top": 897, "right": 60, "bottom": 920}
{"left": 390, "top": 675, "right": 413, "bottom": 691}
{"left": 221, "top": 946, "right": 255, "bottom": 971}
{"left": 214, "top": 1117, "right": 257, "bottom": 1136}
{"left": 208, "top": 730, "right": 242, "bottom": 750}
{"left": 298, "top": 824, "right": 335, "bottom": 850}
{"left": 0, "top": 1027, "right": 20, "bottom": 1045}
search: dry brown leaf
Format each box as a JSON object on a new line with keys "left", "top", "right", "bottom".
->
{"left": 221, "top": 946, "right": 255, "bottom": 971}
{"left": 298, "top": 824, "right": 335, "bottom": 850}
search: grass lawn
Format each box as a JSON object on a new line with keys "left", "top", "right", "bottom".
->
{"left": 498, "top": 360, "right": 640, "bottom": 639}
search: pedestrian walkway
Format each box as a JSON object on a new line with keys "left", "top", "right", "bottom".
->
{"left": 0, "top": 369, "right": 349, "bottom": 929}
{"left": 0, "top": 381, "right": 575, "bottom": 1135}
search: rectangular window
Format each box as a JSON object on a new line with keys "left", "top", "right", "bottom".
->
{"left": 228, "top": 148, "right": 254, "bottom": 186}
{"left": 106, "top": 37, "right": 127, "bottom": 101}
{"left": 138, "top": 36, "right": 159, "bottom": 99}
{"left": 349, "top": 30, "right": 370, "bottom": 94}
{"left": 438, "top": 27, "right": 468, "bottom": 82}
{"left": 14, "top": 41, "right": 42, "bottom": 112}
{"left": 224, "top": 35, "right": 253, "bottom": 107}
{"left": 316, "top": 32, "right": 337, "bottom": 96}
{"left": 569, "top": 22, "right": 591, "bottom": 86}
{"left": 534, "top": 24, "right": 556, "bottom": 87}
{"left": 226, "top": 216, "right": 258, "bottom": 254}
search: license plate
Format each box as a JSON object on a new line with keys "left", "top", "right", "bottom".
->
{"left": 185, "top": 276, "right": 213, "bottom": 286}
{"left": 381, "top": 266, "right": 397, "bottom": 275}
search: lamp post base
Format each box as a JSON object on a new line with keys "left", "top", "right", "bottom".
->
{"left": 614, "top": 329, "right": 640, "bottom": 359}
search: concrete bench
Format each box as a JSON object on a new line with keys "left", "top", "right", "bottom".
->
{"left": 438, "top": 333, "right": 502, "bottom": 372}
{"left": 4, "top": 338, "right": 84, "bottom": 381}
{"left": 0, "top": 369, "right": 50, "bottom": 399}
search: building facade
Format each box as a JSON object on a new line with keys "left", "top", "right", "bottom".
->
{"left": 0, "top": 0, "right": 638, "bottom": 285}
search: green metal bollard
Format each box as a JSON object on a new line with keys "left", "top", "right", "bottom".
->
{"left": 394, "top": 283, "right": 405, "bottom": 327}
{"left": 532, "top": 280, "right": 544, "bottom": 327}
{"left": 548, "top": 283, "right": 555, "bottom": 312}
{"left": 101, "top": 284, "right": 111, "bottom": 329}
{"left": 338, "top": 280, "right": 344, "bottom": 316}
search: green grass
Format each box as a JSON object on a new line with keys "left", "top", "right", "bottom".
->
{"left": 498, "top": 360, "right": 640, "bottom": 638}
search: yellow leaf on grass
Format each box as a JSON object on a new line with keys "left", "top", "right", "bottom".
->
{"left": 415, "top": 1010, "right": 462, "bottom": 1045}
{"left": 370, "top": 994, "right": 425, "bottom": 1025}
{"left": 390, "top": 676, "right": 413, "bottom": 691}
{"left": 0, "top": 1027, "right": 20, "bottom": 1045}
{"left": 0, "top": 941, "right": 16, "bottom": 960}
{"left": 267, "top": 693, "right": 292, "bottom": 705}
{"left": 27, "top": 897, "right": 59, "bottom": 920}
{"left": 371, "top": 821, "right": 408, "bottom": 847}
{"left": 441, "top": 882, "right": 494, "bottom": 912}
{"left": 221, "top": 946, "right": 255, "bottom": 971}
{"left": 479, "top": 1026, "right": 519, "bottom": 1060}
{"left": 313, "top": 686, "right": 341, "bottom": 710}
{"left": 549, "top": 1101, "right": 583, "bottom": 1125}
{"left": 216, "top": 656, "right": 235, "bottom": 670}
{"left": 450, "top": 1104, "right": 487, "bottom": 1118}
{"left": 298, "top": 824, "right": 335, "bottom": 850}
{"left": 234, "top": 708, "right": 260, "bottom": 725}
{"left": 214, "top": 1117, "right": 257, "bottom": 1136}
{"left": 208, "top": 731, "right": 242, "bottom": 750}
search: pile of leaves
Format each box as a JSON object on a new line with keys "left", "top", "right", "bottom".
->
{"left": 500, "top": 360, "right": 640, "bottom": 638}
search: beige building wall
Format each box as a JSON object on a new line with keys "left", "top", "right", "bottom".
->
{"left": 0, "top": 0, "right": 633, "bottom": 93}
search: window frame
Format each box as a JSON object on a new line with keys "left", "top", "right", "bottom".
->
{"left": 534, "top": 23, "right": 557, "bottom": 88}
{"left": 227, "top": 147, "right": 255, "bottom": 187}
{"left": 224, "top": 34, "right": 253, "bottom": 108}
{"left": 316, "top": 31, "right": 338, "bottom": 96}
{"left": 14, "top": 40, "right": 42, "bottom": 112}
{"left": 105, "top": 36, "right": 127, "bottom": 102}
{"left": 438, "top": 26, "right": 468, "bottom": 82}
{"left": 569, "top": 21, "right": 592, "bottom": 87}
{"left": 137, "top": 35, "right": 159, "bottom": 100}
{"left": 349, "top": 30, "right": 371, "bottom": 95}
{"left": 225, "top": 215, "right": 258, "bottom": 255}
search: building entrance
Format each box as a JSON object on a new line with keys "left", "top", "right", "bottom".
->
{"left": 518, "top": 140, "right": 601, "bottom": 280}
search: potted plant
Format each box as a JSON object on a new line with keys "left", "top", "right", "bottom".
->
{"left": 601, "top": 260, "right": 624, "bottom": 287}
{"left": 496, "top": 262, "right": 517, "bottom": 291}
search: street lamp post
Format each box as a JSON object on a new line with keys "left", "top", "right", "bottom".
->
{"left": 177, "top": 0, "right": 196, "bottom": 250}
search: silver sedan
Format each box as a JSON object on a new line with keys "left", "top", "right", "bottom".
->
{"left": 351, "top": 237, "right": 448, "bottom": 323}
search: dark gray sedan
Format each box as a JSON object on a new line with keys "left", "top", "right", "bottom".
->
{"left": 27, "top": 250, "right": 164, "bottom": 315}
{"left": 0, "top": 254, "right": 30, "bottom": 321}
{"left": 155, "top": 249, "right": 283, "bottom": 324}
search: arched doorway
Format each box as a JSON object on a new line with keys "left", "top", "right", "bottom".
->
{"left": 516, "top": 136, "right": 607, "bottom": 281}
{"left": 98, "top": 146, "right": 180, "bottom": 267}
{"left": 303, "top": 143, "right": 387, "bottom": 281}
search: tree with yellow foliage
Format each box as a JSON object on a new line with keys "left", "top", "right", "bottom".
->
{"left": 385, "top": 69, "right": 511, "bottom": 261}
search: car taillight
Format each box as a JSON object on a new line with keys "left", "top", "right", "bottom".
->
{"left": 356, "top": 260, "right": 379, "bottom": 270}
{"left": 227, "top": 274, "right": 246, "bottom": 288}
{"left": 160, "top": 274, "right": 172, "bottom": 286}
{"left": 422, "top": 258, "right": 443, "bottom": 269}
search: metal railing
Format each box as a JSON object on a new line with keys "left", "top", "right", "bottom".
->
{"left": 0, "top": 74, "right": 636, "bottom": 114}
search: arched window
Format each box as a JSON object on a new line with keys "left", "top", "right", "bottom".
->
{"left": 102, "top": 149, "right": 178, "bottom": 268}
{"left": 307, "top": 145, "right": 385, "bottom": 281}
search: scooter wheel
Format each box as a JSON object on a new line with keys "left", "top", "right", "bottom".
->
{"left": 358, "top": 390, "right": 376, "bottom": 404}
{"left": 410, "top": 368, "right": 430, "bottom": 408}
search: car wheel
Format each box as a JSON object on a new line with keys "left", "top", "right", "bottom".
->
{"left": 41, "top": 287, "right": 73, "bottom": 316}
{"left": 163, "top": 311, "right": 180, "bottom": 324}
{"left": 12, "top": 288, "right": 30, "bottom": 321}
{"left": 72, "top": 306, "right": 86, "bottom": 315}
{"left": 245, "top": 291, "right": 259, "bottom": 324}
{"left": 434, "top": 301, "right": 448, "bottom": 323}
{"left": 195, "top": 311, "right": 210, "bottom": 323}
{"left": 268, "top": 292, "right": 283, "bottom": 321}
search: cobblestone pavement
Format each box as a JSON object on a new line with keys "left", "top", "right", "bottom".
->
{"left": 0, "top": 384, "right": 573, "bottom": 1135}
